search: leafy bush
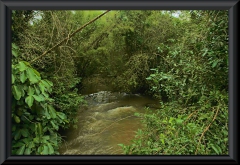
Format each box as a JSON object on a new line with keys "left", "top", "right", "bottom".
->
{"left": 119, "top": 91, "right": 228, "bottom": 155}
{"left": 53, "top": 89, "right": 86, "bottom": 129}
{"left": 12, "top": 44, "right": 68, "bottom": 155}
{"left": 119, "top": 10, "right": 228, "bottom": 155}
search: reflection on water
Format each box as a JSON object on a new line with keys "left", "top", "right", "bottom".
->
{"left": 59, "top": 91, "right": 160, "bottom": 155}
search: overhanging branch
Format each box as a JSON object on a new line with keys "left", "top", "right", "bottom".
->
{"left": 30, "top": 10, "right": 111, "bottom": 63}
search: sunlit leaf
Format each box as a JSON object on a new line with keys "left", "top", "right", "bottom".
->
{"left": 42, "top": 145, "right": 49, "bottom": 155}
{"left": 47, "top": 143, "right": 54, "bottom": 154}
{"left": 57, "top": 112, "right": 66, "bottom": 120}
{"left": 20, "top": 71, "right": 27, "bottom": 83}
{"left": 12, "top": 43, "right": 18, "bottom": 49}
{"left": 12, "top": 85, "right": 22, "bottom": 100}
{"left": 19, "top": 61, "right": 28, "bottom": 72}
{"left": 33, "top": 94, "right": 45, "bottom": 102}
{"left": 14, "top": 115, "right": 21, "bottom": 124}
{"left": 12, "top": 49, "right": 18, "bottom": 57}
{"left": 25, "top": 95, "right": 34, "bottom": 108}
{"left": 26, "top": 68, "right": 40, "bottom": 84}
{"left": 12, "top": 74, "right": 15, "bottom": 84}
{"left": 176, "top": 119, "right": 183, "bottom": 124}
{"left": 212, "top": 61, "right": 218, "bottom": 68}
{"left": 28, "top": 86, "right": 35, "bottom": 96}
{"left": 211, "top": 144, "right": 220, "bottom": 154}
{"left": 28, "top": 141, "right": 35, "bottom": 149}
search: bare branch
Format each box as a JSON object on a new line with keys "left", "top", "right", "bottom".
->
{"left": 195, "top": 106, "right": 220, "bottom": 154}
{"left": 30, "top": 10, "right": 111, "bottom": 63}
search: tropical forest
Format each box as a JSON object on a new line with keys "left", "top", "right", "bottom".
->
{"left": 11, "top": 10, "right": 228, "bottom": 155}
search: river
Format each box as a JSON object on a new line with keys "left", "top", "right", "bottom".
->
{"left": 59, "top": 78, "right": 160, "bottom": 155}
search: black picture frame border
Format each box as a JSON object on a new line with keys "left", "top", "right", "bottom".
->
{"left": 0, "top": 0, "right": 239, "bottom": 164}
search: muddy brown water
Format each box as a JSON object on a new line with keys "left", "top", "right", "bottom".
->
{"left": 59, "top": 91, "right": 160, "bottom": 155}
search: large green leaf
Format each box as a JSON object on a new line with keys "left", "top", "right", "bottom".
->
{"left": 26, "top": 68, "right": 40, "bottom": 84}
{"left": 211, "top": 145, "right": 219, "bottom": 154}
{"left": 176, "top": 119, "right": 183, "bottom": 125}
{"left": 22, "top": 138, "right": 31, "bottom": 144}
{"left": 33, "top": 85, "right": 41, "bottom": 95}
{"left": 22, "top": 61, "right": 31, "bottom": 67}
{"left": 41, "top": 80, "right": 52, "bottom": 92}
{"left": 16, "top": 145, "right": 26, "bottom": 155}
{"left": 50, "top": 133, "right": 58, "bottom": 145}
{"left": 14, "top": 115, "right": 21, "bottom": 123}
{"left": 25, "top": 95, "right": 34, "bottom": 108}
{"left": 12, "top": 74, "right": 15, "bottom": 84}
{"left": 12, "top": 142, "right": 25, "bottom": 148}
{"left": 37, "top": 122, "right": 43, "bottom": 137}
{"left": 50, "top": 121, "right": 59, "bottom": 130}
{"left": 28, "top": 141, "right": 35, "bottom": 149}
{"left": 12, "top": 43, "right": 18, "bottom": 49}
{"left": 20, "top": 71, "right": 27, "bottom": 83}
{"left": 28, "top": 86, "right": 35, "bottom": 96}
{"left": 20, "top": 86, "right": 25, "bottom": 97}
{"left": 47, "top": 143, "right": 54, "bottom": 154}
{"left": 24, "top": 147, "right": 31, "bottom": 155}
{"left": 12, "top": 49, "right": 18, "bottom": 57}
{"left": 211, "top": 144, "right": 222, "bottom": 155}
{"left": 37, "top": 145, "right": 43, "bottom": 154}
{"left": 41, "top": 136, "right": 49, "bottom": 143}
{"left": 212, "top": 60, "right": 218, "bottom": 68}
{"left": 19, "top": 61, "right": 28, "bottom": 72}
{"left": 21, "top": 129, "right": 29, "bottom": 137}
{"left": 33, "top": 94, "right": 45, "bottom": 102}
{"left": 44, "top": 107, "right": 51, "bottom": 119}
{"left": 39, "top": 81, "right": 46, "bottom": 93}
{"left": 48, "top": 105, "right": 56, "bottom": 119}
{"left": 45, "top": 80, "right": 53, "bottom": 86}
{"left": 42, "top": 145, "right": 49, "bottom": 155}
{"left": 42, "top": 136, "right": 50, "bottom": 141}
{"left": 33, "top": 137, "right": 40, "bottom": 144}
{"left": 42, "top": 91, "right": 49, "bottom": 98}
{"left": 57, "top": 112, "right": 67, "bottom": 120}
{"left": 12, "top": 85, "right": 22, "bottom": 100}
{"left": 32, "top": 68, "right": 40, "bottom": 77}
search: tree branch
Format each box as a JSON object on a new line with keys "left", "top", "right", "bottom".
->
{"left": 195, "top": 106, "right": 219, "bottom": 154}
{"left": 30, "top": 10, "right": 111, "bottom": 64}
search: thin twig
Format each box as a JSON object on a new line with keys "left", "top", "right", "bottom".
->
{"left": 23, "top": 115, "right": 35, "bottom": 124}
{"left": 195, "top": 106, "right": 219, "bottom": 154}
{"left": 59, "top": 46, "right": 76, "bottom": 53}
{"left": 54, "top": 62, "right": 63, "bottom": 75}
{"left": 183, "top": 109, "right": 198, "bottom": 125}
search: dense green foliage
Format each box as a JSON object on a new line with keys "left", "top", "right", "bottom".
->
{"left": 12, "top": 44, "right": 68, "bottom": 154}
{"left": 12, "top": 10, "right": 228, "bottom": 155}
{"left": 11, "top": 11, "right": 85, "bottom": 155}
{"left": 119, "top": 10, "right": 228, "bottom": 155}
